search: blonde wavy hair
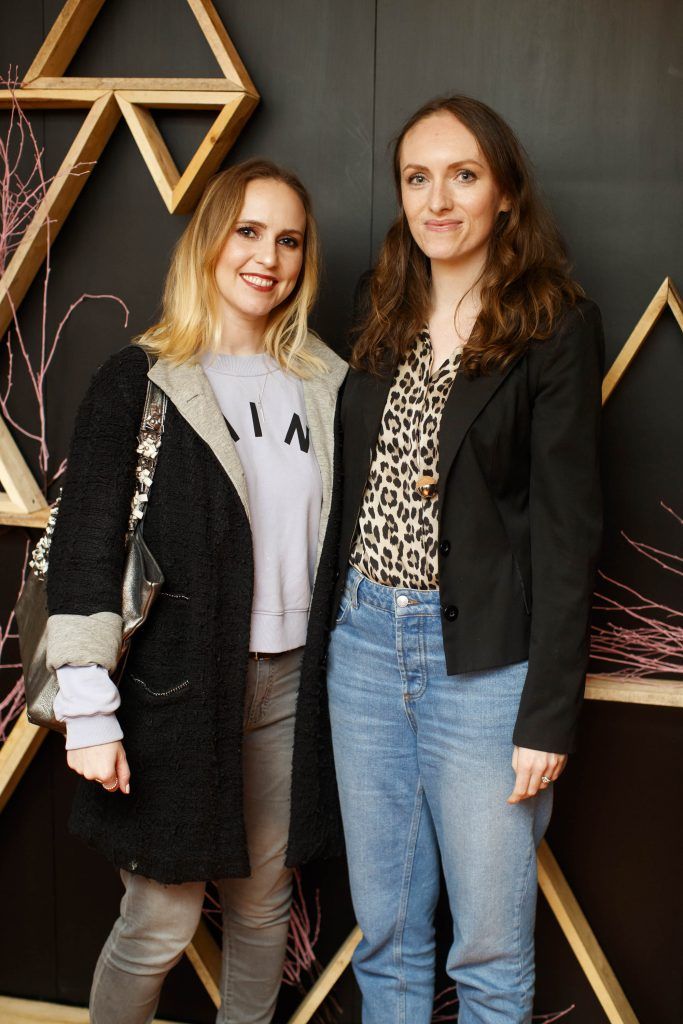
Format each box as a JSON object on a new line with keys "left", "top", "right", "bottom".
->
{"left": 138, "top": 158, "right": 323, "bottom": 377}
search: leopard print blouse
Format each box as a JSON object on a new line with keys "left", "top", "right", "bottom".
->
{"left": 350, "top": 329, "right": 462, "bottom": 589}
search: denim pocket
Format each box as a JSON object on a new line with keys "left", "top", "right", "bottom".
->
{"left": 334, "top": 592, "right": 352, "bottom": 626}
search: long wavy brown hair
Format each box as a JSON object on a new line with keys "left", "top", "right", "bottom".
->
{"left": 352, "top": 96, "right": 583, "bottom": 376}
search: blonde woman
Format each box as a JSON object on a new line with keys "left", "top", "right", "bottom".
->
{"left": 46, "top": 159, "right": 346, "bottom": 1024}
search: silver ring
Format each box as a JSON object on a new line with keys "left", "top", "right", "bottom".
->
{"left": 541, "top": 776, "right": 552, "bottom": 785}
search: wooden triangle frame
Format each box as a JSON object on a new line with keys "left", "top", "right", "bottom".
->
{"left": 0, "top": 0, "right": 259, "bottom": 528}
{"left": 19, "top": 0, "right": 259, "bottom": 215}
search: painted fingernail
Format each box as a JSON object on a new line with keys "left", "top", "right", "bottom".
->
{"left": 125, "top": 783, "right": 130, "bottom": 794}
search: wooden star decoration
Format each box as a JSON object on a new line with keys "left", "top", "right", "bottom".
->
{"left": 0, "top": 0, "right": 259, "bottom": 341}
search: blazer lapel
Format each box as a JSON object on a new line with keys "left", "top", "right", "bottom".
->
{"left": 362, "top": 370, "right": 394, "bottom": 452}
{"left": 437, "top": 356, "right": 523, "bottom": 505}
{"left": 147, "top": 357, "right": 251, "bottom": 520}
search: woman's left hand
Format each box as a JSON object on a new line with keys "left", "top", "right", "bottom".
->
{"left": 507, "top": 746, "right": 567, "bottom": 804}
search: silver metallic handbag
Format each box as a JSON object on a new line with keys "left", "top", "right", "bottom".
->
{"left": 16, "top": 361, "right": 168, "bottom": 733}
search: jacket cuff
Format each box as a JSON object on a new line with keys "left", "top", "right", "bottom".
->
{"left": 47, "top": 612, "right": 122, "bottom": 673}
{"left": 64, "top": 713, "right": 124, "bottom": 751}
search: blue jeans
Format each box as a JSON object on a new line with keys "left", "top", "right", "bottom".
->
{"left": 327, "top": 568, "right": 553, "bottom": 1024}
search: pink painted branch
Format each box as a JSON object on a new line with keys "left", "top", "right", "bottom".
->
{"left": 281, "top": 870, "right": 323, "bottom": 988}
{"left": 1, "top": 329, "right": 13, "bottom": 403}
{"left": 5, "top": 287, "right": 41, "bottom": 400}
{"left": 0, "top": 395, "right": 42, "bottom": 442}
{"left": 662, "top": 502, "right": 683, "bottom": 527}
{"left": 534, "top": 1009, "right": 575, "bottom": 1023}
{"left": 0, "top": 676, "right": 26, "bottom": 742}
{"left": 596, "top": 573, "right": 681, "bottom": 622}
{"left": 48, "top": 457, "right": 68, "bottom": 487}
{"left": 624, "top": 537, "right": 683, "bottom": 576}
{"left": 0, "top": 84, "right": 131, "bottom": 752}
{"left": 431, "top": 986, "right": 574, "bottom": 1023}
{"left": 591, "top": 517, "right": 683, "bottom": 677}
{"left": 45, "top": 293, "right": 130, "bottom": 374}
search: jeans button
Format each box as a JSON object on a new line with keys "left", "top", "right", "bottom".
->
{"left": 396, "top": 595, "right": 410, "bottom": 608}
{"left": 443, "top": 604, "right": 458, "bottom": 621}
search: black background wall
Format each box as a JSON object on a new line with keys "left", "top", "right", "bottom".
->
{"left": 1, "top": 2, "right": 681, "bottom": 1022}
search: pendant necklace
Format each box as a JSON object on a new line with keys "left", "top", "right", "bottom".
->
{"left": 252, "top": 370, "right": 270, "bottom": 422}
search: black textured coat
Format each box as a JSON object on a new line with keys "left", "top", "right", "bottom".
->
{"left": 48, "top": 344, "right": 345, "bottom": 884}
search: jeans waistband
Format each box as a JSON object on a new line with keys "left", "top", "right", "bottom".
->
{"left": 343, "top": 565, "right": 442, "bottom": 616}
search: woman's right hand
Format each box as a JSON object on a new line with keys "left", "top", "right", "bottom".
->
{"left": 67, "top": 740, "right": 131, "bottom": 794}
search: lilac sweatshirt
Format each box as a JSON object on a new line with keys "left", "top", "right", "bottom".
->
{"left": 54, "top": 352, "right": 322, "bottom": 749}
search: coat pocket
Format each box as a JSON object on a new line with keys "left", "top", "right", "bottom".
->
{"left": 123, "top": 592, "right": 194, "bottom": 703}
{"left": 511, "top": 554, "right": 531, "bottom": 615}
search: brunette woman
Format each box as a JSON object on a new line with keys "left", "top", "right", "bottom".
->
{"left": 328, "top": 97, "right": 603, "bottom": 1023}
{"left": 46, "top": 158, "right": 345, "bottom": 1024}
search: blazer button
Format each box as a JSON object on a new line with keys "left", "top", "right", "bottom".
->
{"left": 439, "top": 539, "right": 451, "bottom": 556}
{"left": 443, "top": 604, "right": 458, "bottom": 621}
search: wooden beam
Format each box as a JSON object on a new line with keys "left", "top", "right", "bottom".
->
{"left": 186, "top": 919, "right": 221, "bottom": 1009}
{"left": 586, "top": 674, "right": 683, "bottom": 708}
{"left": 171, "top": 92, "right": 259, "bottom": 214}
{"left": 116, "top": 96, "right": 178, "bottom": 212}
{"left": 0, "top": 506, "right": 51, "bottom": 528}
{"left": 115, "top": 90, "right": 243, "bottom": 110}
{"left": 186, "top": 0, "right": 259, "bottom": 96}
{"left": 0, "top": 995, "right": 184, "bottom": 1023}
{"left": 287, "top": 926, "right": 362, "bottom": 1024}
{"left": 667, "top": 278, "right": 683, "bottom": 332}
{"left": 23, "top": 0, "right": 106, "bottom": 83}
{"left": 0, "top": 89, "right": 107, "bottom": 108}
{"left": 538, "top": 841, "right": 640, "bottom": 1024}
{"left": 26, "top": 76, "right": 244, "bottom": 93}
{"left": 0, "top": 418, "right": 48, "bottom": 515}
{"left": 0, "top": 716, "right": 47, "bottom": 814}
{"left": 602, "top": 278, "right": 669, "bottom": 403}
{"left": 0, "top": 91, "right": 121, "bottom": 337}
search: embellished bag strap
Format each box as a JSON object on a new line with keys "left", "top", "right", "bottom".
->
{"left": 127, "top": 353, "right": 167, "bottom": 534}
{"left": 30, "top": 350, "right": 168, "bottom": 579}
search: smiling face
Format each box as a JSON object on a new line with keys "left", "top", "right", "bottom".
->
{"left": 214, "top": 177, "right": 306, "bottom": 334}
{"left": 399, "top": 110, "right": 510, "bottom": 270}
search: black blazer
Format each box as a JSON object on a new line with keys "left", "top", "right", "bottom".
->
{"left": 333, "top": 299, "right": 604, "bottom": 753}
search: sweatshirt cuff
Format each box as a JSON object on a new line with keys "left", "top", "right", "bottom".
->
{"left": 47, "top": 612, "right": 122, "bottom": 673}
{"left": 64, "top": 713, "right": 124, "bottom": 751}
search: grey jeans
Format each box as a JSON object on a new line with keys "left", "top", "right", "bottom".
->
{"left": 90, "top": 647, "right": 303, "bottom": 1024}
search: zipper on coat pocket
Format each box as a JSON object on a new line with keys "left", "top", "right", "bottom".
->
{"left": 131, "top": 675, "right": 190, "bottom": 697}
